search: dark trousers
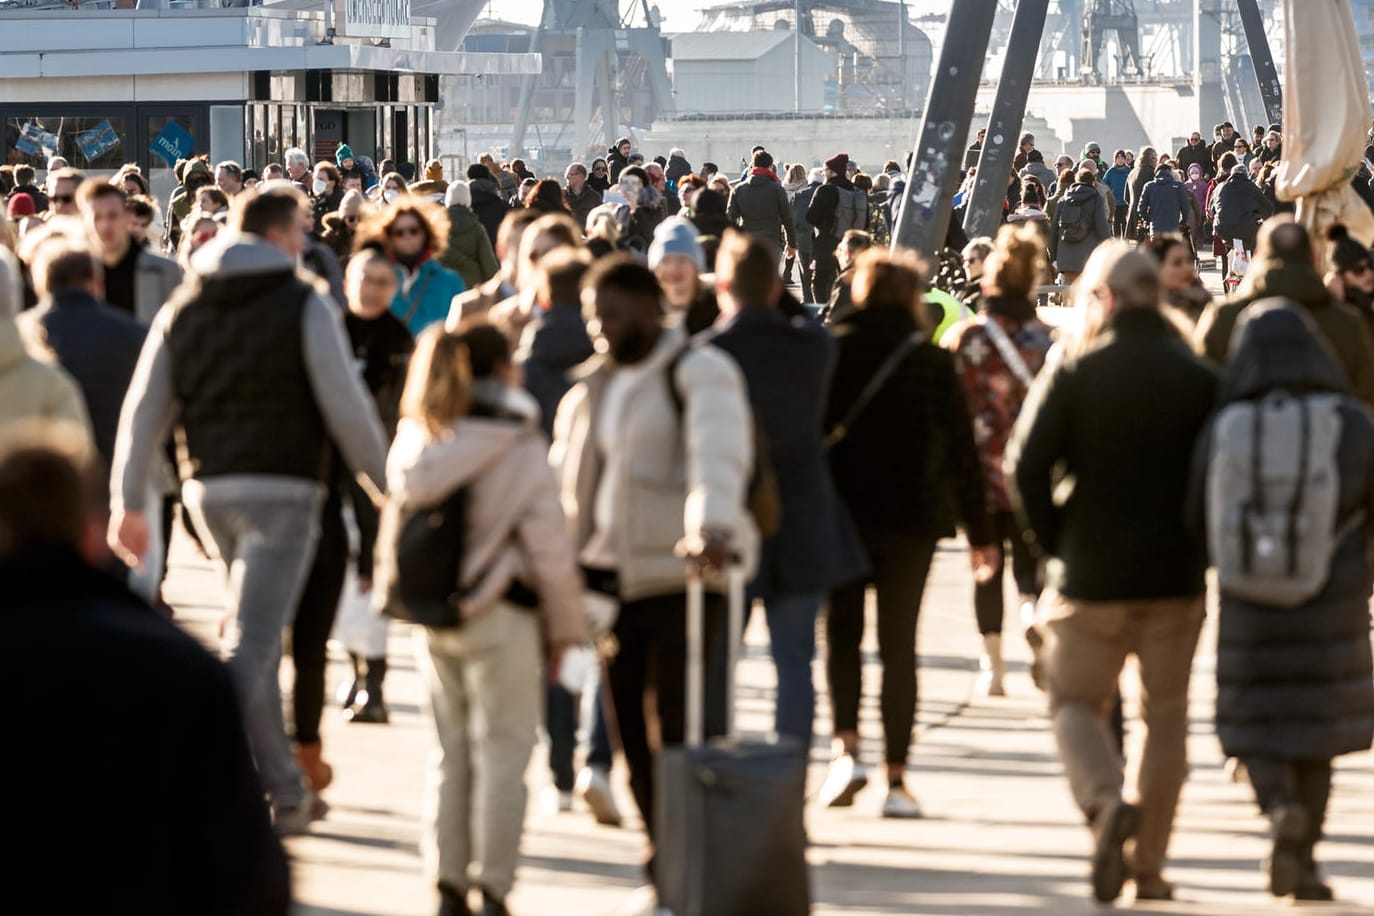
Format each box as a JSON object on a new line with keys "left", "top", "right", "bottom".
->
{"left": 811, "top": 249, "right": 839, "bottom": 305}
{"left": 827, "top": 530, "right": 937, "bottom": 765}
{"left": 1112, "top": 204, "right": 1128, "bottom": 238}
{"left": 974, "top": 510, "right": 1042, "bottom": 635}
{"left": 606, "top": 591, "right": 724, "bottom": 844}
{"left": 290, "top": 497, "right": 348, "bottom": 745}
{"left": 797, "top": 251, "right": 814, "bottom": 303}
{"left": 1245, "top": 756, "right": 1333, "bottom": 865}
{"left": 546, "top": 683, "right": 616, "bottom": 791}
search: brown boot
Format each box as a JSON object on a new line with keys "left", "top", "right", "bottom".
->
{"left": 294, "top": 741, "right": 334, "bottom": 793}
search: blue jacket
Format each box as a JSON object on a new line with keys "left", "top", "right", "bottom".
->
{"left": 706, "top": 307, "right": 868, "bottom": 598}
{"left": 1103, "top": 165, "right": 1131, "bottom": 204}
{"left": 390, "top": 258, "right": 466, "bottom": 336}
{"left": 22, "top": 290, "right": 147, "bottom": 468}
{"left": 520, "top": 301, "right": 595, "bottom": 439}
{"left": 1139, "top": 175, "right": 1191, "bottom": 234}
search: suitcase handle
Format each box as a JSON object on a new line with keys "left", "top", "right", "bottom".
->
{"left": 685, "top": 565, "right": 746, "bottom": 749}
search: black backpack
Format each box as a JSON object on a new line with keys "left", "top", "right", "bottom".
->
{"left": 377, "top": 486, "right": 469, "bottom": 628}
{"left": 1057, "top": 195, "right": 1094, "bottom": 244}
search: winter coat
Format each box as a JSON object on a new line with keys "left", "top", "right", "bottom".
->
{"left": 384, "top": 382, "right": 585, "bottom": 643}
{"left": 312, "top": 186, "right": 345, "bottom": 234}
{"left": 0, "top": 310, "right": 90, "bottom": 437}
{"left": 825, "top": 302, "right": 992, "bottom": 545}
{"left": 625, "top": 188, "right": 666, "bottom": 252}
{"left": 1176, "top": 141, "right": 1214, "bottom": 180}
{"left": 1214, "top": 166, "right": 1273, "bottom": 251}
{"left": 18, "top": 290, "right": 146, "bottom": 468}
{"left": 468, "top": 178, "right": 510, "bottom": 249}
{"left": 517, "top": 300, "right": 595, "bottom": 438}
{"left": 550, "top": 324, "right": 758, "bottom": 601}
{"left": 1195, "top": 260, "right": 1374, "bottom": 406}
{"left": 665, "top": 154, "right": 693, "bottom": 186}
{"left": 1009, "top": 307, "right": 1218, "bottom": 601}
{"left": 126, "top": 248, "right": 183, "bottom": 326}
{"left": 944, "top": 297, "right": 1054, "bottom": 513}
{"left": 727, "top": 173, "right": 797, "bottom": 251}
{"left": 1019, "top": 161, "right": 1057, "bottom": 194}
{"left": 790, "top": 182, "right": 820, "bottom": 255}
{"left": 450, "top": 274, "right": 515, "bottom": 327}
{"left": 319, "top": 215, "right": 355, "bottom": 268}
{"left": 806, "top": 176, "right": 857, "bottom": 250}
{"left": 1103, "top": 165, "right": 1131, "bottom": 206}
{"left": 1125, "top": 164, "right": 1156, "bottom": 239}
{"left": 607, "top": 148, "right": 631, "bottom": 184}
{"left": 706, "top": 306, "right": 868, "bottom": 598}
{"left": 440, "top": 204, "right": 499, "bottom": 290}
{"left": 1048, "top": 183, "right": 1111, "bottom": 274}
{"left": 1187, "top": 304, "right": 1374, "bottom": 760}
{"left": 391, "top": 257, "right": 466, "bottom": 337}
{"left": 1139, "top": 175, "right": 1193, "bottom": 235}
{"left": 565, "top": 185, "right": 603, "bottom": 232}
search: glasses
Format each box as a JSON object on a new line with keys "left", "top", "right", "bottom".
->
{"left": 1348, "top": 263, "right": 1374, "bottom": 276}
{"left": 52, "top": 194, "right": 75, "bottom": 204}
{"left": 389, "top": 224, "right": 423, "bottom": 238}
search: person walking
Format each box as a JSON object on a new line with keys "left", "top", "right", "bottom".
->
{"left": 790, "top": 167, "right": 823, "bottom": 302}
{"left": 1103, "top": 151, "right": 1132, "bottom": 238}
{"left": 706, "top": 231, "right": 867, "bottom": 753}
{"left": 1125, "top": 146, "right": 1158, "bottom": 240}
{"left": 726, "top": 149, "right": 797, "bottom": 262}
{"left": 819, "top": 248, "right": 996, "bottom": 818}
{"left": 109, "top": 187, "right": 390, "bottom": 833}
{"left": 1008, "top": 243, "right": 1218, "bottom": 903}
{"left": 0, "top": 247, "right": 89, "bottom": 436}
{"left": 1049, "top": 168, "right": 1111, "bottom": 287}
{"left": 563, "top": 162, "right": 604, "bottom": 231}
{"left": 1138, "top": 164, "right": 1196, "bottom": 238}
{"left": 1188, "top": 302, "right": 1374, "bottom": 903}
{"left": 944, "top": 225, "right": 1054, "bottom": 696}
{"left": 77, "top": 181, "right": 181, "bottom": 324}
{"left": 359, "top": 198, "right": 467, "bottom": 336}
{"left": 440, "top": 181, "right": 499, "bottom": 290}
{"left": 384, "top": 323, "right": 586, "bottom": 916}
{"left": 808, "top": 153, "right": 862, "bottom": 303}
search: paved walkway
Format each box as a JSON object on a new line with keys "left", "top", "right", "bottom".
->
{"left": 163, "top": 534, "right": 1374, "bottom": 916}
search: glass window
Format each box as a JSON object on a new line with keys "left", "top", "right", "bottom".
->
{"left": 7, "top": 115, "right": 129, "bottom": 171}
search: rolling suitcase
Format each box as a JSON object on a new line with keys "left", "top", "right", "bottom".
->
{"left": 654, "top": 567, "right": 811, "bottom": 916}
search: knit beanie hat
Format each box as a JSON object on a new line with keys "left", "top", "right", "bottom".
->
{"left": 336, "top": 143, "right": 355, "bottom": 166}
{"left": 648, "top": 216, "right": 706, "bottom": 272}
{"left": 467, "top": 163, "right": 492, "bottom": 182}
{"left": 825, "top": 152, "right": 849, "bottom": 174}
{"left": 445, "top": 180, "right": 472, "bottom": 208}
{"left": 7, "top": 192, "right": 35, "bottom": 218}
{"left": 425, "top": 160, "right": 444, "bottom": 182}
{"left": 1327, "top": 224, "right": 1372, "bottom": 273}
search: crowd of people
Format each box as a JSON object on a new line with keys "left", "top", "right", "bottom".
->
{"left": 1, "top": 119, "right": 1372, "bottom": 916}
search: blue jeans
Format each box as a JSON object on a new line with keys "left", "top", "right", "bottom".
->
{"left": 547, "top": 677, "right": 615, "bottom": 790}
{"left": 758, "top": 591, "right": 825, "bottom": 752}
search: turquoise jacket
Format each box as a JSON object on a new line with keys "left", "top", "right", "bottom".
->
{"left": 390, "top": 258, "right": 466, "bottom": 336}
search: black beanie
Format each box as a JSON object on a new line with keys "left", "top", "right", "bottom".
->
{"left": 1328, "top": 224, "right": 1372, "bottom": 272}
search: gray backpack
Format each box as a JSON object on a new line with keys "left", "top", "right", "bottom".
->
{"left": 1206, "top": 391, "right": 1362, "bottom": 607}
{"left": 834, "top": 185, "right": 868, "bottom": 234}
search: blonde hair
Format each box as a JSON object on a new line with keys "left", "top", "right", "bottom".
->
{"left": 399, "top": 326, "right": 472, "bottom": 438}
{"left": 1067, "top": 241, "right": 1162, "bottom": 354}
{"left": 984, "top": 223, "right": 1048, "bottom": 300}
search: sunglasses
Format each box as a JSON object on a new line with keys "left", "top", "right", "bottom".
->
{"left": 51, "top": 194, "right": 75, "bottom": 204}
{"left": 1348, "top": 262, "right": 1374, "bottom": 276}
{"left": 389, "top": 225, "right": 423, "bottom": 238}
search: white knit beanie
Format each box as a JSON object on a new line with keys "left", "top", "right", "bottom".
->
{"left": 445, "top": 180, "right": 472, "bottom": 208}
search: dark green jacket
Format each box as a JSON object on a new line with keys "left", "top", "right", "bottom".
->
{"left": 440, "top": 204, "right": 499, "bottom": 290}
{"left": 1194, "top": 260, "right": 1374, "bottom": 405}
{"left": 1009, "top": 308, "right": 1218, "bottom": 601}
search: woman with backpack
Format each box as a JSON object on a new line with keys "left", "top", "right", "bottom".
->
{"left": 1189, "top": 302, "right": 1374, "bottom": 903}
{"left": 944, "top": 224, "right": 1053, "bottom": 696}
{"left": 384, "top": 322, "right": 586, "bottom": 916}
{"left": 1049, "top": 167, "right": 1111, "bottom": 287}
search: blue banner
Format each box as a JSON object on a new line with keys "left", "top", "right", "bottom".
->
{"left": 76, "top": 120, "right": 120, "bottom": 162}
{"left": 150, "top": 120, "right": 194, "bottom": 167}
{"left": 16, "top": 122, "right": 58, "bottom": 158}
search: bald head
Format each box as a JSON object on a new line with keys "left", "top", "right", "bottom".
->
{"left": 1258, "top": 218, "right": 1314, "bottom": 265}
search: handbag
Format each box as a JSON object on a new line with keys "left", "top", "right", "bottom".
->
{"left": 826, "top": 332, "right": 922, "bottom": 449}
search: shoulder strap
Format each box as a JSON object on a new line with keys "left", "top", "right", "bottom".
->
{"left": 403, "top": 268, "right": 438, "bottom": 326}
{"left": 981, "top": 317, "right": 1036, "bottom": 388}
{"left": 664, "top": 343, "right": 689, "bottom": 418}
{"left": 827, "top": 332, "right": 921, "bottom": 449}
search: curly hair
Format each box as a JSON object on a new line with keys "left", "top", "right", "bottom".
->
{"left": 354, "top": 198, "right": 451, "bottom": 258}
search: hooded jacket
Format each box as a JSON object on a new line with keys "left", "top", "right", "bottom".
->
{"left": 1214, "top": 164, "right": 1274, "bottom": 250}
{"left": 110, "top": 234, "right": 388, "bottom": 514}
{"left": 727, "top": 173, "right": 797, "bottom": 251}
{"left": 391, "top": 257, "right": 466, "bottom": 337}
{"left": 440, "top": 204, "right": 500, "bottom": 290}
{"left": 1138, "top": 171, "right": 1192, "bottom": 234}
{"left": 1187, "top": 302, "right": 1374, "bottom": 760}
{"left": 1195, "top": 259, "right": 1374, "bottom": 405}
{"left": 517, "top": 300, "right": 595, "bottom": 439}
{"left": 384, "top": 382, "right": 585, "bottom": 643}
{"left": 1019, "top": 160, "right": 1058, "bottom": 193}
{"left": 467, "top": 177, "right": 510, "bottom": 249}
{"left": 1048, "top": 183, "right": 1111, "bottom": 273}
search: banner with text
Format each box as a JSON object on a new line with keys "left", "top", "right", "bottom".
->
{"left": 339, "top": 0, "right": 410, "bottom": 40}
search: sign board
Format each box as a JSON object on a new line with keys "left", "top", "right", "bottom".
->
{"left": 150, "top": 121, "right": 194, "bottom": 167}
{"left": 15, "top": 122, "right": 59, "bottom": 158}
{"left": 339, "top": 0, "right": 411, "bottom": 40}
{"left": 77, "top": 120, "right": 121, "bottom": 163}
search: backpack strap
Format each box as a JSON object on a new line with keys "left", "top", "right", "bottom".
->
{"left": 1286, "top": 397, "right": 1310, "bottom": 575}
{"left": 827, "top": 332, "right": 921, "bottom": 449}
{"left": 980, "top": 317, "right": 1035, "bottom": 388}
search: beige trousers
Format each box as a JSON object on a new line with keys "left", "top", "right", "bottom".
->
{"left": 1039, "top": 591, "right": 1205, "bottom": 880}
{"left": 416, "top": 602, "right": 542, "bottom": 899}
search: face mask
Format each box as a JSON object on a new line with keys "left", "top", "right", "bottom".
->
{"left": 383, "top": 189, "right": 398, "bottom": 203}
{"left": 312, "top": 178, "right": 328, "bottom": 196}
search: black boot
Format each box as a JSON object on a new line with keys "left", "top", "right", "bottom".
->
{"left": 438, "top": 882, "right": 470, "bottom": 916}
{"left": 346, "top": 656, "right": 389, "bottom": 724}
{"left": 337, "top": 652, "right": 362, "bottom": 710}
{"left": 476, "top": 889, "right": 510, "bottom": 916}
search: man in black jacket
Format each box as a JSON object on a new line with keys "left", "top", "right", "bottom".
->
{"left": 3, "top": 427, "right": 290, "bottom": 916}
{"left": 467, "top": 162, "right": 513, "bottom": 248}
{"left": 1176, "top": 131, "right": 1213, "bottom": 180}
{"left": 726, "top": 149, "right": 796, "bottom": 263}
{"left": 1009, "top": 246, "right": 1218, "bottom": 905}
{"left": 807, "top": 152, "right": 857, "bottom": 302}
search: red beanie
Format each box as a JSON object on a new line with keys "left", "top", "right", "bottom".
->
{"left": 7, "top": 192, "right": 35, "bottom": 218}
{"left": 824, "top": 152, "right": 849, "bottom": 174}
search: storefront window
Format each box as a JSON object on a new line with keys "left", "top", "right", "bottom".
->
{"left": 6, "top": 115, "right": 129, "bottom": 171}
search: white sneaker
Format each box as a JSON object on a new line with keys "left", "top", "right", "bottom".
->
{"left": 540, "top": 785, "right": 574, "bottom": 816}
{"left": 977, "top": 634, "right": 1006, "bottom": 697}
{"left": 817, "top": 754, "right": 869, "bottom": 808}
{"left": 575, "top": 765, "right": 623, "bottom": 826}
{"left": 882, "top": 785, "right": 924, "bottom": 819}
